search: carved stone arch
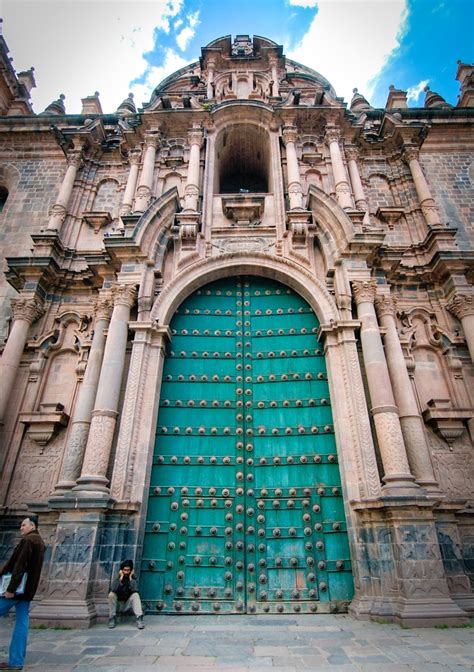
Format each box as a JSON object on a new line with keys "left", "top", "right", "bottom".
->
{"left": 124, "top": 187, "right": 181, "bottom": 263}
{"left": 151, "top": 251, "right": 338, "bottom": 326}
{"left": 307, "top": 184, "right": 354, "bottom": 269}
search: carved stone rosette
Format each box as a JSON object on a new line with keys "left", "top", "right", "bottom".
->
{"left": 11, "top": 296, "right": 44, "bottom": 324}
{"left": 447, "top": 293, "right": 474, "bottom": 320}
{"left": 352, "top": 280, "right": 377, "bottom": 305}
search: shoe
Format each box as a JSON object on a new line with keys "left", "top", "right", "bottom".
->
{"left": 0, "top": 663, "right": 23, "bottom": 670}
{"left": 108, "top": 616, "right": 116, "bottom": 629}
{"left": 136, "top": 615, "right": 145, "bottom": 629}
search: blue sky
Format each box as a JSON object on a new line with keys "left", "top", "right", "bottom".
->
{"left": 2, "top": 0, "right": 473, "bottom": 114}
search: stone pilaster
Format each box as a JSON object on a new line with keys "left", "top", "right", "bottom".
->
{"left": 47, "top": 149, "right": 82, "bottom": 231}
{"left": 74, "top": 284, "right": 137, "bottom": 496}
{"left": 134, "top": 134, "right": 159, "bottom": 212}
{"left": 375, "top": 293, "right": 441, "bottom": 496}
{"left": 403, "top": 145, "right": 442, "bottom": 227}
{"left": 0, "top": 296, "right": 44, "bottom": 424}
{"left": 352, "top": 280, "right": 419, "bottom": 495}
{"left": 325, "top": 126, "right": 353, "bottom": 210}
{"left": 447, "top": 293, "right": 474, "bottom": 363}
{"left": 119, "top": 148, "right": 142, "bottom": 218}
{"left": 282, "top": 125, "right": 304, "bottom": 210}
{"left": 52, "top": 293, "right": 114, "bottom": 495}
{"left": 206, "top": 58, "right": 216, "bottom": 99}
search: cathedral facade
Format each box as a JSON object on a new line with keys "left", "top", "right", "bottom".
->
{"left": 0, "top": 32, "right": 473, "bottom": 627}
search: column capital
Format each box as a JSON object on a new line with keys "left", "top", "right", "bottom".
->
{"left": 282, "top": 125, "right": 299, "bottom": 145}
{"left": 324, "top": 125, "right": 341, "bottom": 145}
{"left": 187, "top": 126, "right": 203, "bottom": 147}
{"left": 93, "top": 292, "right": 114, "bottom": 321}
{"left": 11, "top": 296, "right": 44, "bottom": 325}
{"left": 111, "top": 283, "right": 137, "bottom": 308}
{"left": 402, "top": 144, "right": 420, "bottom": 163}
{"left": 447, "top": 293, "right": 474, "bottom": 319}
{"left": 128, "top": 147, "right": 142, "bottom": 166}
{"left": 66, "top": 149, "right": 83, "bottom": 169}
{"left": 352, "top": 280, "right": 377, "bottom": 305}
{"left": 144, "top": 133, "right": 160, "bottom": 150}
{"left": 375, "top": 293, "right": 397, "bottom": 318}
{"left": 345, "top": 145, "right": 360, "bottom": 161}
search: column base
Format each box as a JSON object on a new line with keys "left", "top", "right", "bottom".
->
{"left": 381, "top": 475, "right": 424, "bottom": 498}
{"left": 73, "top": 474, "right": 110, "bottom": 496}
{"left": 349, "top": 595, "right": 469, "bottom": 627}
{"left": 30, "top": 598, "right": 97, "bottom": 629}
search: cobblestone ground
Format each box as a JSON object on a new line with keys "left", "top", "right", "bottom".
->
{"left": 0, "top": 614, "right": 473, "bottom": 671}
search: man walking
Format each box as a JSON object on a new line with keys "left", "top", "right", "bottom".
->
{"left": 0, "top": 515, "right": 45, "bottom": 670}
{"left": 108, "top": 559, "right": 144, "bottom": 630}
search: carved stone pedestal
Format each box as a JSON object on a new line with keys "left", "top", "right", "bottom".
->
{"left": 349, "top": 498, "right": 469, "bottom": 627}
{"left": 31, "top": 497, "right": 114, "bottom": 628}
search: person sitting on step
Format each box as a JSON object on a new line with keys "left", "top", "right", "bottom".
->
{"left": 108, "top": 559, "right": 144, "bottom": 630}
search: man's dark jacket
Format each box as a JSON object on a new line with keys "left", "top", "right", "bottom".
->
{"left": 1, "top": 529, "right": 45, "bottom": 601}
{"left": 110, "top": 576, "right": 139, "bottom": 602}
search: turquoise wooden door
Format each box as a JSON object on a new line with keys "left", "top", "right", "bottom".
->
{"left": 141, "top": 277, "right": 353, "bottom": 614}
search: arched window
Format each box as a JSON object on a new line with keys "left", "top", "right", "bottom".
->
{"left": 0, "top": 186, "right": 8, "bottom": 213}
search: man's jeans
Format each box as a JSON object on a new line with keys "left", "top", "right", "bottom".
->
{"left": 0, "top": 596, "right": 30, "bottom": 667}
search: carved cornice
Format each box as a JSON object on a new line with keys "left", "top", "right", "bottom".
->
{"left": 111, "top": 283, "right": 137, "bottom": 308}
{"left": 375, "top": 294, "right": 397, "bottom": 318}
{"left": 352, "top": 280, "right": 377, "bottom": 305}
{"left": 11, "top": 297, "right": 44, "bottom": 325}
{"left": 447, "top": 293, "right": 474, "bottom": 320}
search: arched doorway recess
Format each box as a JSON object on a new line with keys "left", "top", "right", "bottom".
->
{"left": 141, "top": 276, "right": 354, "bottom": 614}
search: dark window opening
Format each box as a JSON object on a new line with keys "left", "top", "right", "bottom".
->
{"left": 0, "top": 186, "right": 8, "bottom": 213}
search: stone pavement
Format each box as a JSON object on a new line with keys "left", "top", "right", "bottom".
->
{"left": 0, "top": 614, "right": 473, "bottom": 672}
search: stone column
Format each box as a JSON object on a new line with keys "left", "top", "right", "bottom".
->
{"left": 375, "top": 294, "right": 441, "bottom": 495}
{"left": 269, "top": 56, "right": 279, "bottom": 97}
{"left": 282, "top": 125, "right": 303, "bottom": 210}
{"left": 183, "top": 126, "right": 203, "bottom": 212}
{"left": 325, "top": 126, "right": 353, "bottom": 210}
{"left": 447, "top": 293, "right": 474, "bottom": 363}
{"left": 119, "top": 148, "right": 142, "bottom": 217}
{"left": 0, "top": 297, "right": 44, "bottom": 424}
{"left": 74, "top": 284, "right": 137, "bottom": 495}
{"left": 345, "top": 146, "right": 370, "bottom": 225}
{"left": 206, "top": 58, "right": 215, "bottom": 99}
{"left": 134, "top": 134, "right": 159, "bottom": 212}
{"left": 352, "top": 280, "right": 419, "bottom": 495}
{"left": 52, "top": 292, "right": 114, "bottom": 495}
{"left": 47, "top": 149, "right": 82, "bottom": 231}
{"left": 403, "top": 145, "right": 442, "bottom": 227}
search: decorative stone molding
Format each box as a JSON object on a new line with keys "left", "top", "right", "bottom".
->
{"left": 144, "top": 132, "right": 160, "bottom": 150}
{"left": 352, "top": 280, "right": 377, "bottom": 305}
{"left": 19, "top": 402, "right": 69, "bottom": 447}
{"left": 82, "top": 211, "right": 112, "bottom": 233}
{"left": 11, "top": 296, "right": 44, "bottom": 324}
{"left": 376, "top": 206, "right": 405, "bottom": 228}
{"left": 222, "top": 195, "right": 265, "bottom": 226}
{"left": 422, "top": 398, "right": 473, "bottom": 445}
{"left": 447, "top": 293, "right": 474, "bottom": 319}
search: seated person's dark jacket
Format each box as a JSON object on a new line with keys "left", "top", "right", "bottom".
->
{"left": 110, "top": 576, "right": 139, "bottom": 602}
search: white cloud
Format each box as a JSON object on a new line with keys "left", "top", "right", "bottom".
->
{"left": 176, "top": 11, "right": 200, "bottom": 52}
{"left": 406, "top": 79, "right": 429, "bottom": 104}
{"left": 131, "top": 49, "right": 190, "bottom": 107}
{"left": 1, "top": 0, "right": 184, "bottom": 114}
{"left": 288, "top": 0, "right": 408, "bottom": 106}
{"left": 288, "top": 0, "right": 318, "bottom": 7}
